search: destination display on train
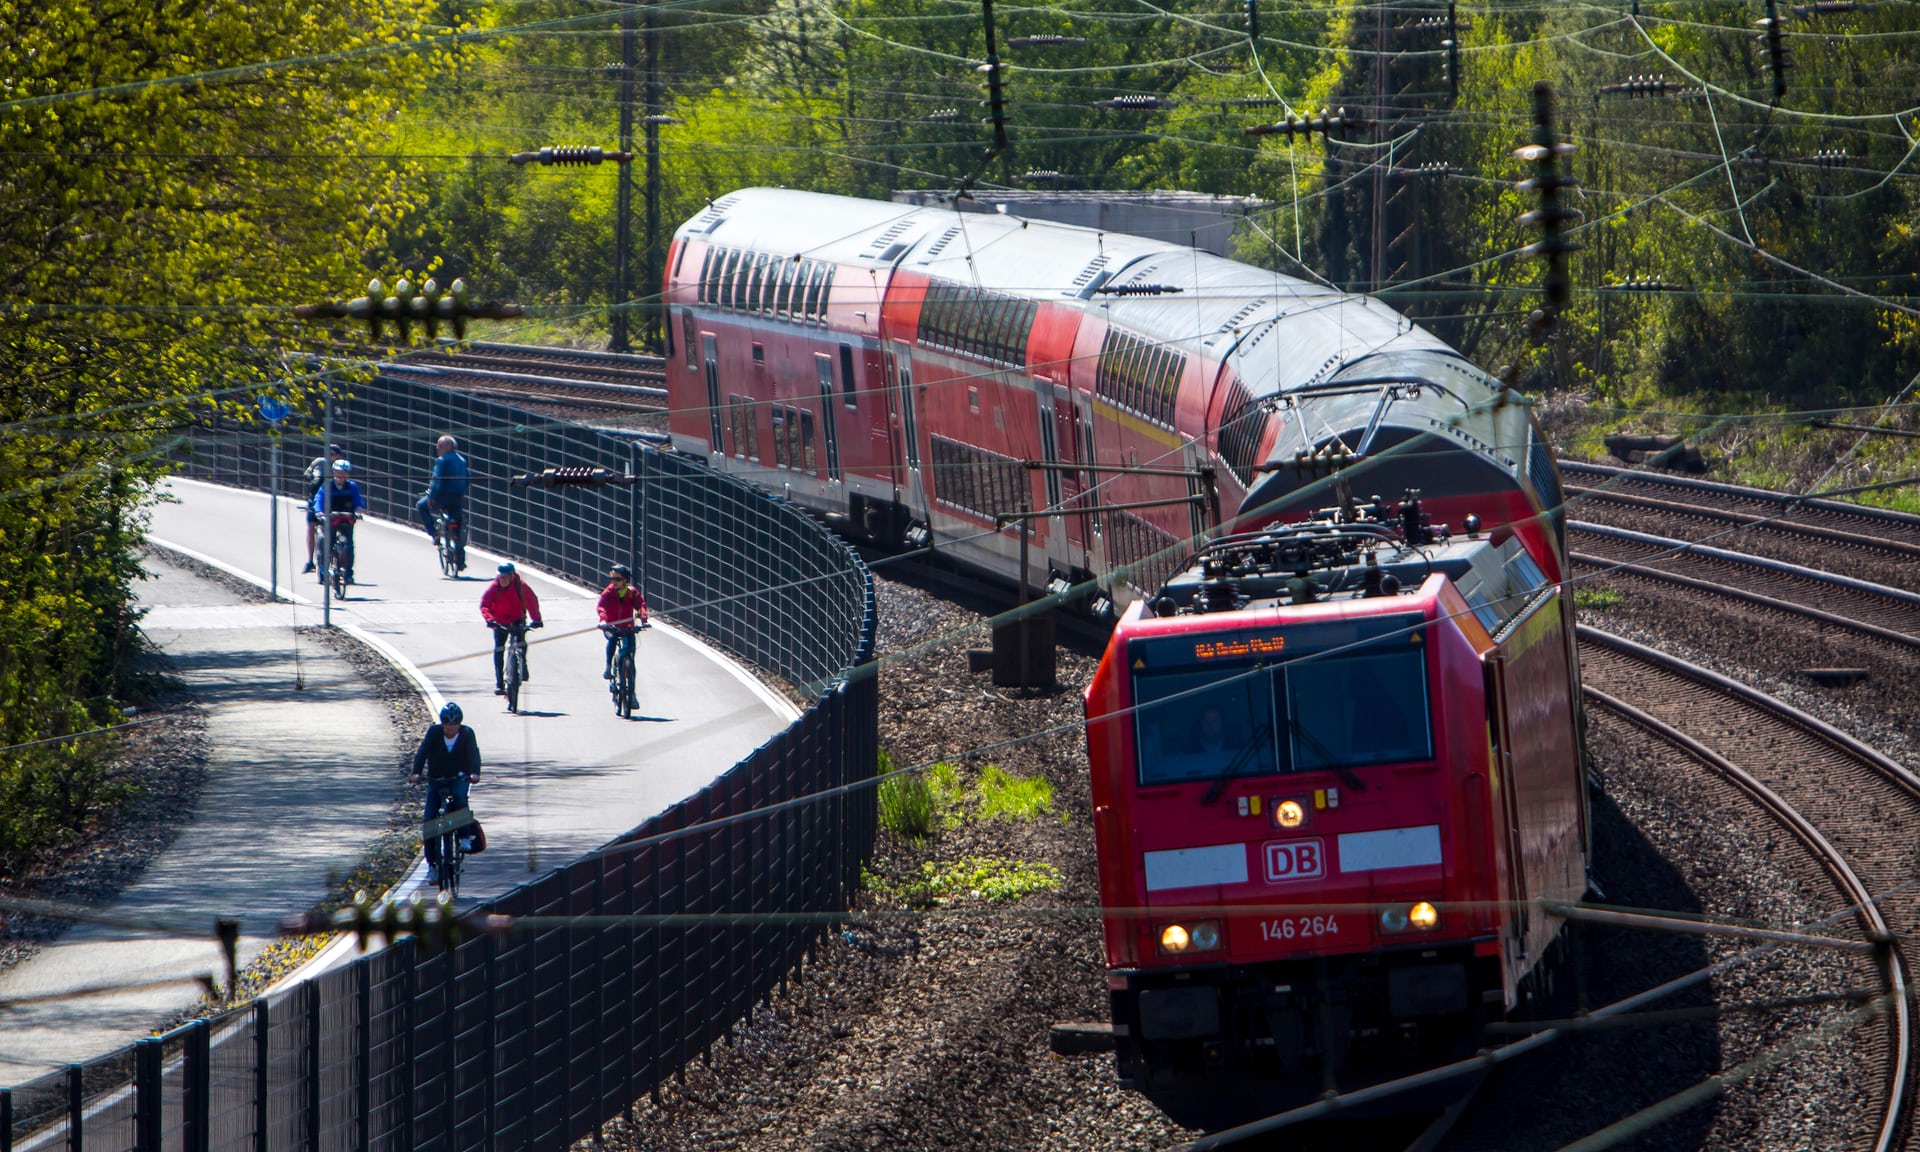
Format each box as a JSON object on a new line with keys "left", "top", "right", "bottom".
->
{"left": 1192, "top": 634, "right": 1287, "bottom": 661}
{"left": 1131, "top": 614, "right": 1426, "bottom": 671}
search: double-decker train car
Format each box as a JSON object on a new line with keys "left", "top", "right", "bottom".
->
{"left": 662, "top": 189, "right": 1569, "bottom": 609}
{"left": 1082, "top": 498, "right": 1587, "bottom": 1125}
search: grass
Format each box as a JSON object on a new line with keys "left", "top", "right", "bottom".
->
{"left": 1574, "top": 587, "right": 1625, "bottom": 611}
{"left": 866, "top": 856, "right": 1062, "bottom": 907}
{"left": 975, "top": 764, "right": 1055, "bottom": 822}
{"left": 877, "top": 749, "right": 936, "bottom": 843}
{"left": 875, "top": 753, "right": 1057, "bottom": 842}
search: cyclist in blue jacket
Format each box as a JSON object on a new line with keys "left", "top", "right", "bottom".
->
{"left": 311, "top": 460, "right": 367, "bottom": 583}
{"left": 416, "top": 435, "right": 471, "bottom": 539}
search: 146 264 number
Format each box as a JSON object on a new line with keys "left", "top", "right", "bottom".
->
{"left": 1259, "top": 916, "right": 1338, "bottom": 942}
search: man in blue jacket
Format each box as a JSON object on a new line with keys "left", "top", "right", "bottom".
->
{"left": 416, "top": 435, "right": 471, "bottom": 540}
{"left": 310, "top": 460, "right": 367, "bottom": 583}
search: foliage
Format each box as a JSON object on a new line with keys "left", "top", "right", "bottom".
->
{"left": 973, "top": 764, "right": 1056, "bottom": 823}
{"left": 0, "top": 0, "right": 444, "bottom": 874}
{"left": 1573, "top": 587, "right": 1624, "bottom": 612}
{"left": 877, "top": 758, "right": 937, "bottom": 842}
{"left": 867, "top": 856, "right": 1062, "bottom": 907}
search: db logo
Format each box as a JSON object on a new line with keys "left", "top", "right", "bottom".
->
{"left": 1263, "top": 839, "right": 1325, "bottom": 883}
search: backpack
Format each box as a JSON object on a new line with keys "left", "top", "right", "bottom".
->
{"left": 456, "top": 816, "right": 487, "bottom": 855}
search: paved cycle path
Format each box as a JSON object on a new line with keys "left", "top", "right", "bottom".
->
{"left": 147, "top": 479, "right": 797, "bottom": 904}
{"left": 0, "top": 555, "right": 398, "bottom": 1085}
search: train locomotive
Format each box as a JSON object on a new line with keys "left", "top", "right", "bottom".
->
{"left": 1083, "top": 497, "right": 1587, "bottom": 1124}
{"left": 662, "top": 188, "right": 1589, "bottom": 1120}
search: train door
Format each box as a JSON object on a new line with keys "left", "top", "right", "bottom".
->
{"left": 815, "top": 354, "right": 843, "bottom": 483}
{"left": 889, "top": 340, "right": 925, "bottom": 515}
{"left": 701, "top": 333, "right": 724, "bottom": 455}
{"left": 1049, "top": 384, "right": 1095, "bottom": 574}
{"left": 1485, "top": 653, "right": 1531, "bottom": 1001}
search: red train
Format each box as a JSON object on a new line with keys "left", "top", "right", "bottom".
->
{"left": 663, "top": 188, "right": 1569, "bottom": 611}
{"left": 663, "top": 189, "right": 1588, "bottom": 1122}
{"left": 1083, "top": 499, "right": 1587, "bottom": 1123}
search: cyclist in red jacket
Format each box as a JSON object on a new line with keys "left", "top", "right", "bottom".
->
{"left": 479, "top": 563, "right": 544, "bottom": 694}
{"left": 596, "top": 563, "right": 649, "bottom": 680}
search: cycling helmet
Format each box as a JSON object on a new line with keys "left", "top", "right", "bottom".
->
{"left": 609, "top": 564, "right": 632, "bottom": 579}
{"left": 440, "top": 702, "right": 463, "bottom": 723}
{"left": 497, "top": 562, "right": 516, "bottom": 575}
{"left": 331, "top": 459, "right": 352, "bottom": 473}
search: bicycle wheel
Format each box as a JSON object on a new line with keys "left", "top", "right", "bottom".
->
{"left": 446, "top": 837, "right": 461, "bottom": 898}
{"left": 505, "top": 639, "right": 523, "bottom": 713}
{"left": 332, "top": 554, "right": 348, "bottom": 599}
{"left": 438, "top": 536, "right": 454, "bottom": 578}
{"left": 618, "top": 648, "right": 636, "bottom": 718}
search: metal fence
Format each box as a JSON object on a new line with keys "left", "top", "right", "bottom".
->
{"left": 3, "top": 372, "right": 878, "bottom": 1152}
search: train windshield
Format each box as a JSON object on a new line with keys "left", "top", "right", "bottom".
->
{"left": 1132, "top": 629, "right": 1432, "bottom": 787}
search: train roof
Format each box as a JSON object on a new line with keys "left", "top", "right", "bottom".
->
{"left": 1140, "top": 504, "right": 1552, "bottom": 636}
{"left": 680, "top": 188, "right": 1474, "bottom": 399}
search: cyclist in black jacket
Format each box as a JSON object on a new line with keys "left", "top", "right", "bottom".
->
{"left": 410, "top": 702, "right": 481, "bottom": 885}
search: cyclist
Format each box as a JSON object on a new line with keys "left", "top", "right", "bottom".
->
{"left": 302, "top": 443, "right": 345, "bottom": 573}
{"left": 310, "top": 460, "right": 366, "bottom": 583}
{"left": 409, "top": 701, "right": 480, "bottom": 887}
{"left": 596, "top": 563, "right": 649, "bottom": 681}
{"left": 415, "top": 435, "right": 470, "bottom": 541}
{"left": 479, "top": 562, "right": 544, "bottom": 695}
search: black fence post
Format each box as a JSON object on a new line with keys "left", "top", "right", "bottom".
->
{"left": 306, "top": 980, "right": 322, "bottom": 1152}
{"left": 357, "top": 961, "right": 371, "bottom": 1152}
{"left": 66, "top": 1064, "right": 81, "bottom": 1152}
{"left": 401, "top": 942, "right": 415, "bottom": 1152}
{"left": 254, "top": 1000, "right": 270, "bottom": 1152}
{"left": 1, "top": 1086, "right": 12, "bottom": 1152}
{"left": 186, "top": 1020, "right": 211, "bottom": 1152}
{"left": 135, "top": 1038, "right": 162, "bottom": 1152}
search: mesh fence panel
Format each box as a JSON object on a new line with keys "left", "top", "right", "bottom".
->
{"left": 73, "top": 371, "right": 880, "bottom": 1151}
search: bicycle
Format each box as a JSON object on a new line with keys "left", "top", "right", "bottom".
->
{"left": 320, "top": 513, "right": 357, "bottom": 599}
{"left": 434, "top": 509, "right": 466, "bottom": 577}
{"left": 496, "top": 621, "right": 535, "bottom": 713}
{"left": 602, "top": 622, "right": 648, "bottom": 719}
{"left": 423, "top": 790, "right": 471, "bottom": 899}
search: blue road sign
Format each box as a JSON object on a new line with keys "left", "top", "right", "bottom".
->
{"left": 257, "top": 395, "right": 289, "bottom": 425}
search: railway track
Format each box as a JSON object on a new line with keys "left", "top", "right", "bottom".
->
{"left": 1568, "top": 520, "right": 1920, "bottom": 650}
{"left": 1577, "top": 625, "right": 1917, "bottom": 1152}
{"left": 1559, "top": 460, "right": 1920, "bottom": 591}
{"left": 383, "top": 342, "right": 670, "bottom": 423}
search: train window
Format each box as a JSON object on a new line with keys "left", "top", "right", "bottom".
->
{"left": 696, "top": 249, "right": 714, "bottom": 305}
{"left": 815, "top": 358, "right": 842, "bottom": 480}
{"left": 682, "top": 310, "right": 697, "bottom": 370}
{"left": 752, "top": 343, "right": 765, "bottom": 364}
{"left": 1506, "top": 549, "right": 1547, "bottom": 593}
{"left": 776, "top": 259, "right": 796, "bottom": 317}
{"left": 839, "top": 344, "right": 856, "bottom": 409}
{"left": 717, "top": 251, "right": 737, "bottom": 309}
{"left": 801, "top": 408, "right": 817, "bottom": 474}
{"left": 801, "top": 263, "right": 823, "bottom": 320}
{"left": 744, "top": 256, "right": 763, "bottom": 313}
{"left": 1133, "top": 668, "right": 1280, "bottom": 786}
{"left": 968, "top": 385, "right": 980, "bottom": 413}
{"left": 1284, "top": 647, "right": 1432, "bottom": 772}
{"left": 771, "top": 407, "right": 789, "bottom": 469}
{"left": 819, "top": 266, "right": 836, "bottom": 321}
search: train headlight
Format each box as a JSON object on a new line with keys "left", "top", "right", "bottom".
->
{"left": 1275, "top": 799, "right": 1306, "bottom": 829}
{"left": 1158, "top": 920, "right": 1223, "bottom": 955}
{"left": 1380, "top": 902, "right": 1440, "bottom": 933}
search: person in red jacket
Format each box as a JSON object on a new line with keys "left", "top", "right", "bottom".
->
{"left": 596, "top": 563, "right": 649, "bottom": 680}
{"left": 479, "top": 562, "right": 544, "bottom": 694}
